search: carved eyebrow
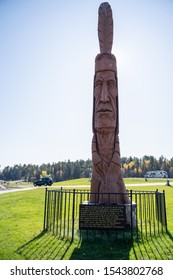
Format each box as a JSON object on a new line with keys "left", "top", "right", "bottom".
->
{"left": 107, "top": 79, "right": 116, "bottom": 84}
{"left": 95, "top": 80, "right": 103, "bottom": 88}
{"left": 95, "top": 77, "right": 104, "bottom": 87}
{"left": 95, "top": 79, "right": 103, "bottom": 84}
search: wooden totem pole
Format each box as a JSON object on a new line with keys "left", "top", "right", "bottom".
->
{"left": 90, "top": 2, "right": 130, "bottom": 204}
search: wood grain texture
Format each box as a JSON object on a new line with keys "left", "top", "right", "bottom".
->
{"left": 98, "top": 2, "right": 113, "bottom": 53}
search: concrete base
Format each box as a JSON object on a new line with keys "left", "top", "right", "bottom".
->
{"left": 124, "top": 202, "right": 137, "bottom": 228}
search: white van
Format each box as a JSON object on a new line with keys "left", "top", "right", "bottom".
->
{"left": 145, "top": 171, "right": 168, "bottom": 178}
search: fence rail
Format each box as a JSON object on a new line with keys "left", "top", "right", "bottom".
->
{"left": 43, "top": 188, "right": 167, "bottom": 241}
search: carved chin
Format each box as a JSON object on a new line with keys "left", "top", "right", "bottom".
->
{"left": 95, "top": 113, "right": 116, "bottom": 129}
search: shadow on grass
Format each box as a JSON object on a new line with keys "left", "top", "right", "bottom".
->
{"left": 70, "top": 238, "right": 133, "bottom": 260}
{"left": 17, "top": 230, "right": 173, "bottom": 260}
{"left": 17, "top": 231, "right": 75, "bottom": 260}
{"left": 131, "top": 230, "right": 173, "bottom": 260}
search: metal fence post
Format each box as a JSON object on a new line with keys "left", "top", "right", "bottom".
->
{"left": 163, "top": 190, "right": 168, "bottom": 232}
{"left": 130, "top": 190, "right": 133, "bottom": 240}
{"left": 43, "top": 187, "right": 48, "bottom": 231}
{"left": 72, "top": 189, "right": 76, "bottom": 241}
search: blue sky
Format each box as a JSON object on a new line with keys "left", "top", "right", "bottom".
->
{"left": 0, "top": 0, "right": 173, "bottom": 169}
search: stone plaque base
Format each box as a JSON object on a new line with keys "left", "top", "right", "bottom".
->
{"left": 124, "top": 202, "right": 137, "bottom": 228}
{"left": 79, "top": 202, "right": 137, "bottom": 230}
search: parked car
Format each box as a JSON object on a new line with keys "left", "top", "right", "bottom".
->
{"left": 33, "top": 177, "right": 53, "bottom": 186}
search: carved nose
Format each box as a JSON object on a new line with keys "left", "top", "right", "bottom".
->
{"left": 100, "top": 82, "right": 109, "bottom": 103}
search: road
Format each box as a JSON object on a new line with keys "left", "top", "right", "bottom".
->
{"left": 0, "top": 182, "right": 170, "bottom": 195}
{"left": 0, "top": 185, "right": 38, "bottom": 195}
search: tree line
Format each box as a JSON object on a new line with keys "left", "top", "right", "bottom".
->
{"left": 0, "top": 155, "right": 173, "bottom": 182}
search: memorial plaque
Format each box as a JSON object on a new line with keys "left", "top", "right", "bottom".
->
{"left": 79, "top": 204, "right": 126, "bottom": 230}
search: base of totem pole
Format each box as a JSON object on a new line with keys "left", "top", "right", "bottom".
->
{"left": 44, "top": 189, "right": 167, "bottom": 240}
{"left": 124, "top": 202, "right": 137, "bottom": 228}
{"left": 79, "top": 201, "right": 137, "bottom": 230}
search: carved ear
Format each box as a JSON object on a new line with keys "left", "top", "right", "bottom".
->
{"left": 98, "top": 2, "right": 113, "bottom": 54}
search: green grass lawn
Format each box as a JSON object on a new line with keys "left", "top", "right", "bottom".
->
{"left": 54, "top": 177, "right": 173, "bottom": 186}
{"left": 0, "top": 180, "right": 173, "bottom": 260}
{"left": 54, "top": 178, "right": 91, "bottom": 186}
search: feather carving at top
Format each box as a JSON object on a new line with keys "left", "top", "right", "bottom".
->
{"left": 98, "top": 2, "right": 113, "bottom": 54}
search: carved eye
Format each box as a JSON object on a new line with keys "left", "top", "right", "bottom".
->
{"left": 107, "top": 80, "right": 116, "bottom": 87}
{"left": 95, "top": 80, "right": 103, "bottom": 87}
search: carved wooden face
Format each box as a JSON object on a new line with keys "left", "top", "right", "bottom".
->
{"left": 94, "top": 70, "right": 117, "bottom": 130}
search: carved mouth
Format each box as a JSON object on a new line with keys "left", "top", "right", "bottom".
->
{"left": 97, "top": 109, "right": 112, "bottom": 113}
